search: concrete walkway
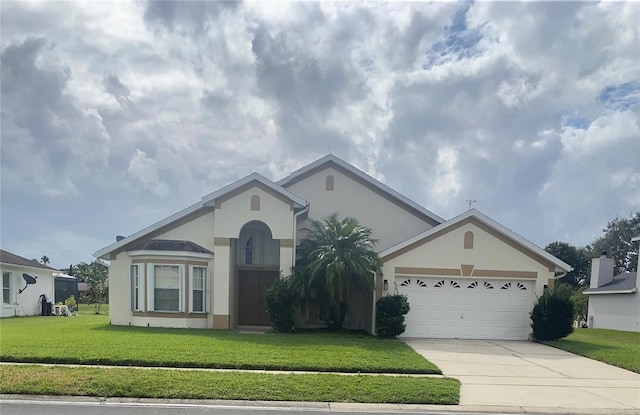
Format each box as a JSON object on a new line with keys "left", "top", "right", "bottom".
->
{"left": 405, "top": 338, "right": 640, "bottom": 412}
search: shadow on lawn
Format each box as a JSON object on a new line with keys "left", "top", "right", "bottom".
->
{"left": 90, "top": 324, "right": 405, "bottom": 350}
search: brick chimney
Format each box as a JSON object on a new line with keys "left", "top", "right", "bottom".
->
{"left": 590, "top": 252, "right": 614, "bottom": 289}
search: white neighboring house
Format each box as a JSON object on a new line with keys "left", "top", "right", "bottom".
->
{"left": 584, "top": 237, "right": 640, "bottom": 332}
{"left": 0, "top": 250, "right": 57, "bottom": 317}
{"left": 95, "top": 154, "right": 571, "bottom": 340}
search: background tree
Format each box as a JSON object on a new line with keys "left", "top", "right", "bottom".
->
{"left": 293, "top": 214, "right": 382, "bottom": 329}
{"left": 544, "top": 242, "right": 591, "bottom": 287}
{"left": 76, "top": 261, "right": 108, "bottom": 314}
{"left": 589, "top": 212, "right": 639, "bottom": 275}
{"left": 40, "top": 255, "right": 50, "bottom": 266}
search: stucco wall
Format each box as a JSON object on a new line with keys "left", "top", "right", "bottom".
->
{"left": 154, "top": 211, "right": 215, "bottom": 249}
{"left": 588, "top": 293, "right": 640, "bottom": 332}
{"left": 284, "top": 166, "right": 434, "bottom": 252}
{"left": 381, "top": 222, "right": 554, "bottom": 298}
{"left": 0, "top": 264, "right": 55, "bottom": 317}
{"left": 214, "top": 186, "right": 294, "bottom": 240}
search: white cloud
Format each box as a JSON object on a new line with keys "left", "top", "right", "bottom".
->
{"left": 127, "top": 149, "right": 170, "bottom": 197}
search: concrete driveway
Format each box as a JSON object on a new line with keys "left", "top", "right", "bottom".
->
{"left": 405, "top": 339, "right": 640, "bottom": 412}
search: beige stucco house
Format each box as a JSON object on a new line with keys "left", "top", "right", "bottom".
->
{"left": 95, "top": 155, "right": 571, "bottom": 340}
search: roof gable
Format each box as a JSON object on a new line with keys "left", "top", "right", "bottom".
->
{"left": 202, "top": 172, "right": 307, "bottom": 208}
{"left": 95, "top": 173, "right": 307, "bottom": 259}
{"left": 0, "top": 250, "right": 58, "bottom": 271}
{"left": 277, "top": 155, "right": 444, "bottom": 226}
{"left": 380, "top": 209, "right": 572, "bottom": 273}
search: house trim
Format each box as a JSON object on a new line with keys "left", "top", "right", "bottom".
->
{"left": 584, "top": 288, "right": 637, "bottom": 295}
{"left": 132, "top": 311, "right": 208, "bottom": 318}
{"left": 127, "top": 250, "right": 213, "bottom": 260}
{"left": 394, "top": 266, "right": 537, "bottom": 279}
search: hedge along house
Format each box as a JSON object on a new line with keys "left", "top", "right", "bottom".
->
{"left": 95, "top": 155, "right": 571, "bottom": 339}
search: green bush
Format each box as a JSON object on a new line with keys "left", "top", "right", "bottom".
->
{"left": 265, "top": 277, "right": 297, "bottom": 333}
{"left": 531, "top": 292, "right": 574, "bottom": 341}
{"left": 376, "top": 294, "right": 410, "bottom": 337}
{"left": 64, "top": 295, "right": 77, "bottom": 310}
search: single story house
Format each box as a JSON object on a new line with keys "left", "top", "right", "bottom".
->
{"left": 95, "top": 154, "right": 571, "bottom": 340}
{"left": 584, "top": 238, "right": 640, "bottom": 332}
{"left": 1, "top": 249, "right": 57, "bottom": 317}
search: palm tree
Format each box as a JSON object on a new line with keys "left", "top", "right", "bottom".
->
{"left": 40, "top": 255, "right": 50, "bottom": 266}
{"left": 294, "top": 214, "right": 382, "bottom": 329}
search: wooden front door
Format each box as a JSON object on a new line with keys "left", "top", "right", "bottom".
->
{"left": 238, "top": 270, "right": 278, "bottom": 326}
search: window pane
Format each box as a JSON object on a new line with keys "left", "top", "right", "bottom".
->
{"left": 154, "top": 288, "right": 179, "bottom": 311}
{"left": 3, "top": 273, "right": 10, "bottom": 305}
{"left": 153, "top": 265, "right": 180, "bottom": 311}
{"left": 192, "top": 291, "right": 203, "bottom": 312}
{"left": 192, "top": 267, "right": 205, "bottom": 312}
{"left": 154, "top": 265, "right": 179, "bottom": 289}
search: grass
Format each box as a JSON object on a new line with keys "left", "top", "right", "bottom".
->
{"left": 0, "top": 365, "right": 459, "bottom": 404}
{"left": 0, "top": 311, "right": 440, "bottom": 374}
{"left": 544, "top": 328, "right": 640, "bottom": 373}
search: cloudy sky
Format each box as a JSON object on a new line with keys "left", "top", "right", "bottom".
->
{"left": 1, "top": 1, "right": 638, "bottom": 269}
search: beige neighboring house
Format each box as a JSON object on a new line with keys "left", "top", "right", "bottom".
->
{"left": 95, "top": 155, "right": 571, "bottom": 340}
{"left": 1, "top": 250, "right": 57, "bottom": 317}
{"left": 584, "top": 237, "right": 640, "bottom": 332}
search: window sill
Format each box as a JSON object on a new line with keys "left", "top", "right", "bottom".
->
{"left": 132, "top": 311, "right": 208, "bottom": 319}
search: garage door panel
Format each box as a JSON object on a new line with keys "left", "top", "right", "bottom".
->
{"left": 397, "top": 277, "right": 534, "bottom": 340}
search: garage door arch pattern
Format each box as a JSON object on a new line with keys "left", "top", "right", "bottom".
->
{"left": 397, "top": 277, "right": 534, "bottom": 340}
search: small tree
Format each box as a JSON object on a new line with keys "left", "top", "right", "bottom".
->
{"left": 376, "top": 294, "right": 410, "bottom": 337}
{"left": 265, "top": 276, "right": 297, "bottom": 333}
{"left": 531, "top": 292, "right": 574, "bottom": 341}
{"left": 293, "top": 214, "right": 382, "bottom": 329}
{"left": 76, "top": 261, "right": 108, "bottom": 314}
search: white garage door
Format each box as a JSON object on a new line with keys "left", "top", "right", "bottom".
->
{"left": 397, "top": 277, "right": 534, "bottom": 340}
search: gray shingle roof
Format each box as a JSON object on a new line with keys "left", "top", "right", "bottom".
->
{"left": 0, "top": 249, "right": 58, "bottom": 270}
{"left": 128, "top": 240, "right": 213, "bottom": 254}
{"left": 584, "top": 272, "right": 637, "bottom": 294}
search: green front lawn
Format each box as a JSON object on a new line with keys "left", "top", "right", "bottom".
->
{"left": 0, "top": 312, "right": 439, "bottom": 374}
{"left": 545, "top": 328, "right": 640, "bottom": 373}
{"left": 0, "top": 365, "right": 459, "bottom": 404}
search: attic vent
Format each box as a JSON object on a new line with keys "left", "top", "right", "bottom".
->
{"left": 325, "top": 175, "right": 334, "bottom": 191}
{"left": 116, "top": 235, "right": 125, "bottom": 242}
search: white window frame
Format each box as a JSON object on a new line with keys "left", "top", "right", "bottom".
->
{"left": 189, "top": 266, "right": 209, "bottom": 313}
{"left": 2, "top": 272, "right": 11, "bottom": 306}
{"left": 130, "top": 264, "right": 144, "bottom": 311}
{"left": 147, "top": 264, "right": 184, "bottom": 312}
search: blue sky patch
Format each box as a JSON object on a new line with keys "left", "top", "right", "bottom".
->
{"left": 563, "top": 113, "right": 591, "bottom": 130}
{"left": 598, "top": 81, "right": 639, "bottom": 111}
{"left": 424, "top": 2, "right": 482, "bottom": 69}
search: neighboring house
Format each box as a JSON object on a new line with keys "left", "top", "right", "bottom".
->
{"left": 0, "top": 250, "right": 57, "bottom": 317}
{"left": 584, "top": 238, "right": 640, "bottom": 332}
{"left": 95, "top": 154, "right": 571, "bottom": 340}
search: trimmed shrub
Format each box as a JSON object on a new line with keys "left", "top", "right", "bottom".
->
{"left": 531, "top": 292, "right": 574, "bottom": 341}
{"left": 265, "top": 277, "right": 297, "bottom": 333}
{"left": 376, "top": 294, "right": 410, "bottom": 337}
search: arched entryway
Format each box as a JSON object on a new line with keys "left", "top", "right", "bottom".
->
{"left": 234, "top": 221, "right": 280, "bottom": 326}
